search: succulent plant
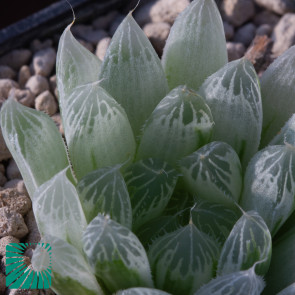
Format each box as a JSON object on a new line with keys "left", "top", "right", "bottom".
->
{"left": 1, "top": 0, "right": 295, "bottom": 294}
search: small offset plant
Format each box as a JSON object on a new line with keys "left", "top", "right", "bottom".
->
{"left": 2, "top": 0, "right": 295, "bottom": 294}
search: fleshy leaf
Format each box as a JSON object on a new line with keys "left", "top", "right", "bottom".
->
{"left": 148, "top": 222, "right": 219, "bottom": 295}
{"left": 199, "top": 58, "right": 262, "bottom": 167}
{"left": 136, "top": 86, "right": 213, "bottom": 165}
{"left": 76, "top": 165, "right": 132, "bottom": 228}
{"left": 116, "top": 288, "right": 171, "bottom": 295}
{"left": 83, "top": 214, "right": 154, "bottom": 293}
{"left": 62, "top": 83, "right": 136, "bottom": 180}
{"left": 136, "top": 212, "right": 188, "bottom": 249}
{"left": 263, "top": 228, "right": 295, "bottom": 295}
{"left": 32, "top": 168, "right": 87, "bottom": 252}
{"left": 240, "top": 145, "right": 295, "bottom": 235}
{"left": 162, "top": 0, "right": 227, "bottom": 91}
{"left": 217, "top": 211, "right": 272, "bottom": 276}
{"left": 56, "top": 23, "right": 101, "bottom": 113}
{"left": 32, "top": 235, "right": 103, "bottom": 295}
{"left": 191, "top": 201, "right": 241, "bottom": 244}
{"left": 180, "top": 141, "right": 242, "bottom": 207}
{"left": 194, "top": 266, "right": 265, "bottom": 295}
{"left": 269, "top": 114, "right": 295, "bottom": 146}
{"left": 260, "top": 45, "right": 295, "bottom": 147}
{"left": 124, "top": 158, "right": 179, "bottom": 230}
{"left": 0, "top": 98, "right": 68, "bottom": 198}
{"left": 99, "top": 13, "right": 168, "bottom": 137}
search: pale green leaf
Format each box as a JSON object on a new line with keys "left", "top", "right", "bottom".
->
{"left": 83, "top": 214, "right": 153, "bottom": 293}
{"left": 240, "top": 145, "right": 295, "bottom": 235}
{"left": 162, "top": 0, "right": 227, "bottom": 91}
{"left": 148, "top": 223, "right": 219, "bottom": 295}
{"left": 116, "top": 288, "right": 171, "bottom": 295}
{"left": 263, "top": 228, "right": 295, "bottom": 295}
{"left": 191, "top": 201, "right": 241, "bottom": 244}
{"left": 32, "top": 235, "right": 104, "bottom": 295}
{"left": 194, "top": 266, "right": 265, "bottom": 295}
{"left": 99, "top": 13, "right": 168, "bottom": 137}
{"left": 32, "top": 168, "right": 87, "bottom": 252}
{"left": 76, "top": 165, "right": 132, "bottom": 228}
{"left": 124, "top": 158, "right": 178, "bottom": 230}
{"left": 56, "top": 23, "right": 101, "bottom": 113}
{"left": 260, "top": 45, "right": 295, "bottom": 147}
{"left": 217, "top": 211, "right": 272, "bottom": 276}
{"left": 136, "top": 213, "right": 186, "bottom": 249}
{"left": 62, "top": 83, "right": 136, "bottom": 180}
{"left": 180, "top": 141, "right": 242, "bottom": 207}
{"left": 199, "top": 58, "right": 262, "bottom": 167}
{"left": 0, "top": 98, "right": 68, "bottom": 198}
{"left": 269, "top": 114, "right": 295, "bottom": 146}
{"left": 136, "top": 86, "right": 213, "bottom": 165}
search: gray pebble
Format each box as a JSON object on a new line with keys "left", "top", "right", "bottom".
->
{"left": 222, "top": 0, "right": 255, "bottom": 27}
{"left": 256, "top": 24, "right": 273, "bottom": 36}
{"left": 0, "top": 129, "right": 11, "bottom": 162}
{"left": 30, "top": 39, "right": 53, "bottom": 53}
{"left": 9, "top": 88, "right": 35, "bottom": 107}
{"left": 254, "top": 10, "right": 280, "bottom": 27}
{"left": 51, "top": 113, "right": 64, "bottom": 135}
{"left": 227, "top": 42, "right": 246, "bottom": 61}
{"left": 35, "top": 90, "right": 58, "bottom": 116}
{"left": 0, "top": 79, "right": 19, "bottom": 99}
{"left": 0, "top": 49, "right": 31, "bottom": 71}
{"left": 33, "top": 47, "right": 56, "bottom": 77}
{"left": 234, "top": 23, "right": 256, "bottom": 46}
{"left": 0, "top": 188, "right": 31, "bottom": 216}
{"left": 18, "top": 65, "right": 32, "bottom": 88}
{"left": 95, "top": 37, "right": 111, "bottom": 61}
{"left": 149, "top": 0, "right": 189, "bottom": 25}
{"left": 134, "top": 1, "right": 157, "bottom": 26}
{"left": 6, "top": 159, "right": 21, "bottom": 180}
{"left": 0, "top": 65, "right": 16, "bottom": 79}
{"left": 143, "top": 22, "right": 171, "bottom": 55}
{"left": 272, "top": 13, "right": 295, "bottom": 56}
{"left": 25, "top": 75, "right": 49, "bottom": 96}
{"left": 254, "top": 0, "right": 295, "bottom": 15}
{"left": 0, "top": 207, "right": 28, "bottom": 239}
{"left": 223, "top": 21, "right": 234, "bottom": 40}
{"left": 92, "top": 11, "right": 119, "bottom": 30}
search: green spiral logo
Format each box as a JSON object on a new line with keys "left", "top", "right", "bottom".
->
{"left": 6, "top": 243, "right": 52, "bottom": 289}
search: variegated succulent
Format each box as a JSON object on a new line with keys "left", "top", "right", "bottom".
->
{"left": 1, "top": 0, "right": 295, "bottom": 294}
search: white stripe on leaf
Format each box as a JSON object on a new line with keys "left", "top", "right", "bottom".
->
{"left": 180, "top": 141, "right": 242, "bottom": 207}
{"left": 148, "top": 223, "right": 219, "bottom": 295}
{"left": 32, "top": 168, "right": 87, "bottom": 253}
{"left": 217, "top": 210, "right": 272, "bottom": 276}
{"left": 199, "top": 58, "right": 262, "bottom": 167}
{"left": 83, "top": 214, "right": 154, "bottom": 293}
{"left": 162, "top": 0, "right": 227, "bottom": 91}
{"left": 136, "top": 86, "right": 213, "bottom": 166}
{"left": 32, "top": 235, "right": 104, "bottom": 295}
{"left": 99, "top": 13, "right": 168, "bottom": 137}
{"left": 77, "top": 165, "right": 132, "bottom": 228}
{"left": 62, "top": 83, "right": 136, "bottom": 180}
{"left": 56, "top": 23, "right": 102, "bottom": 114}
{"left": 240, "top": 145, "right": 295, "bottom": 235}
{"left": 124, "top": 158, "right": 179, "bottom": 231}
{"left": 0, "top": 98, "right": 69, "bottom": 198}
